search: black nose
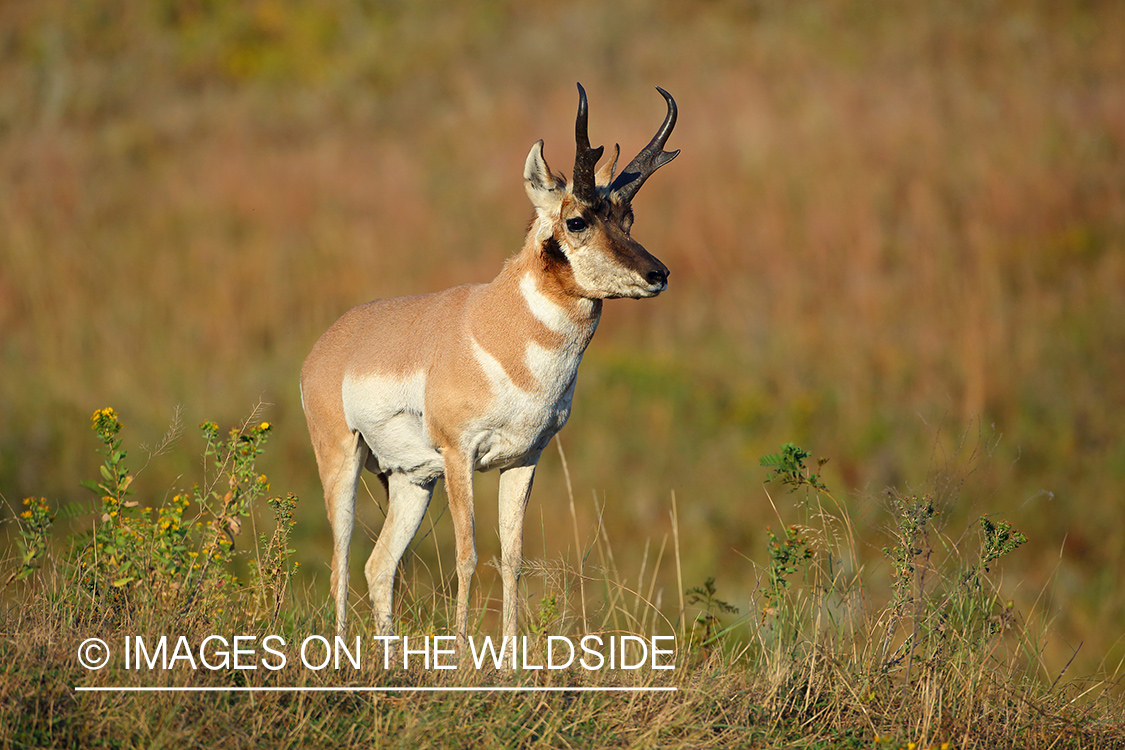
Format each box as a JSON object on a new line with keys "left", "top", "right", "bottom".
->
{"left": 647, "top": 268, "right": 669, "bottom": 286}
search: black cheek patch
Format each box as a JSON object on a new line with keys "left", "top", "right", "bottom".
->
{"left": 540, "top": 234, "right": 584, "bottom": 296}
{"left": 542, "top": 236, "right": 569, "bottom": 267}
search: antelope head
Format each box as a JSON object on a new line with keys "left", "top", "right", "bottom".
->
{"left": 523, "top": 83, "right": 678, "bottom": 300}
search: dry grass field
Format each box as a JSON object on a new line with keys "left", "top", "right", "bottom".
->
{"left": 2, "top": 1, "right": 1124, "bottom": 745}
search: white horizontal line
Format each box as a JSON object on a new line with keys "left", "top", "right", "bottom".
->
{"left": 75, "top": 686, "right": 677, "bottom": 693}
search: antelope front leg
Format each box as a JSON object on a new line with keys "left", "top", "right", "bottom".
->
{"left": 442, "top": 451, "right": 477, "bottom": 647}
{"left": 498, "top": 461, "right": 537, "bottom": 640}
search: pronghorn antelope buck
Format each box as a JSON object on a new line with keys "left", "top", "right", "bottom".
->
{"left": 300, "top": 83, "right": 678, "bottom": 643}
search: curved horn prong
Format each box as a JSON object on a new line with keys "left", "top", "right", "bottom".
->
{"left": 610, "top": 86, "right": 679, "bottom": 202}
{"left": 572, "top": 83, "right": 605, "bottom": 205}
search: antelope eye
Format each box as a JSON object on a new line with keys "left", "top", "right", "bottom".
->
{"left": 565, "top": 217, "right": 588, "bottom": 233}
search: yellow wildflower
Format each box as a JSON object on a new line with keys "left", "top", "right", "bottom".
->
{"left": 91, "top": 407, "right": 118, "bottom": 424}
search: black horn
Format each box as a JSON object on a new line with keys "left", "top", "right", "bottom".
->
{"left": 610, "top": 87, "right": 679, "bottom": 203}
{"left": 572, "top": 83, "right": 605, "bottom": 205}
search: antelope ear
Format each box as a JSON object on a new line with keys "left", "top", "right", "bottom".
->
{"left": 524, "top": 140, "right": 564, "bottom": 213}
{"left": 595, "top": 143, "right": 620, "bottom": 187}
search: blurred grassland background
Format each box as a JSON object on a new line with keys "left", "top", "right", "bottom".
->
{"left": 1, "top": 0, "right": 1123, "bottom": 678}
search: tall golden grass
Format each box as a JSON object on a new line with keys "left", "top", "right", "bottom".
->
{"left": 2, "top": 0, "right": 1123, "bottom": 680}
{"left": 4, "top": 411, "right": 1120, "bottom": 747}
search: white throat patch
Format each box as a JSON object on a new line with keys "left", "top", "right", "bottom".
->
{"left": 519, "top": 272, "right": 572, "bottom": 333}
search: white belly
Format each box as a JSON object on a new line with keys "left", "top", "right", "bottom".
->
{"left": 342, "top": 370, "right": 444, "bottom": 480}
